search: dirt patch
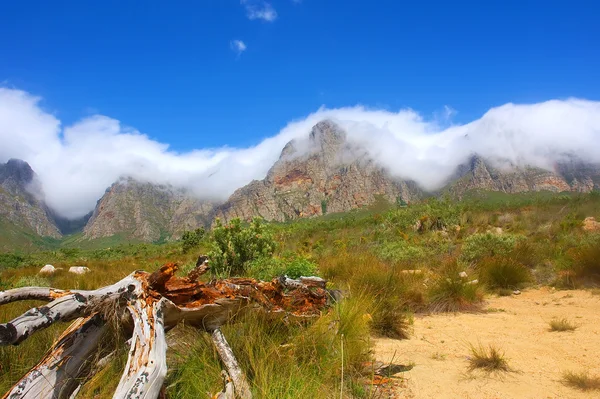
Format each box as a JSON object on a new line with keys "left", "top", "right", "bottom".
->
{"left": 374, "top": 288, "right": 600, "bottom": 399}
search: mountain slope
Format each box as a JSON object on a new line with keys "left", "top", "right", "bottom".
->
{"left": 214, "top": 120, "right": 423, "bottom": 223}
{"left": 83, "top": 178, "right": 215, "bottom": 242}
{"left": 448, "top": 155, "right": 600, "bottom": 196}
{"left": 0, "top": 159, "right": 61, "bottom": 240}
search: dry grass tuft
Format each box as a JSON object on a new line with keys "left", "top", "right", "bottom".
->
{"left": 562, "top": 371, "right": 600, "bottom": 391}
{"left": 548, "top": 318, "right": 578, "bottom": 332}
{"left": 467, "top": 344, "right": 510, "bottom": 372}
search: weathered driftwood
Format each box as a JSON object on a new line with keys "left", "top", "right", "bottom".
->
{"left": 211, "top": 328, "right": 252, "bottom": 399}
{"left": 0, "top": 262, "right": 330, "bottom": 399}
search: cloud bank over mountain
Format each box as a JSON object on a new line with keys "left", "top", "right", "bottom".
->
{"left": 1, "top": 87, "right": 599, "bottom": 219}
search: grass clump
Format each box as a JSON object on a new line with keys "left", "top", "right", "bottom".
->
{"left": 467, "top": 344, "right": 510, "bottom": 372}
{"left": 548, "top": 318, "right": 578, "bottom": 332}
{"left": 562, "top": 370, "right": 600, "bottom": 391}
{"left": 370, "top": 298, "right": 411, "bottom": 339}
{"left": 428, "top": 259, "right": 483, "bottom": 312}
{"left": 479, "top": 257, "right": 531, "bottom": 289}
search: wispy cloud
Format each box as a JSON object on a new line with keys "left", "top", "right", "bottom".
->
{"left": 241, "top": 0, "right": 277, "bottom": 22}
{"left": 1, "top": 87, "right": 600, "bottom": 219}
{"left": 230, "top": 39, "right": 247, "bottom": 57}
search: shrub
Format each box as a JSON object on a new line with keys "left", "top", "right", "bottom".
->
{"left": 376, "top": 241, "right": 428, "bottom": 263}
{"left": 460, "top": 233, "right": 524, "bottom": 264}
{"left": 562, "top": 371, "right": 600, "bottom": 391}
{"left": 181, "top": 228, "right": 205, "bottom": 254}
{"left": 429, "top": 258, "right": 483, "bottom": 312}
{"left": 248, "top": 254, "right": 318, "bottom": 280}
{"left": 0, "top": 253, "right": 29, "bottom": 270}
{"left": 208, "top": 218, "right": 277, "bottom": 277}
{"left": 479, "top": 257, "right": 530, "bottom": 289}
{"left": 549, "top": 318, "right": 578, "bottom": 332}
{"left": 467, "top": 344, "right": 510, "bottom": 372}
{"left": 566, "top": 239, "right": 600, "bottom": 284}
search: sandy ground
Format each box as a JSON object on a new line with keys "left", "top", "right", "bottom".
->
{"left": 373, "top": 288, "right": 600, "bottom": 399}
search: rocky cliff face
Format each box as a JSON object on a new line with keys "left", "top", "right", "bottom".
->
{"left": 213, "top": 120, "right": 423, "bottom": 223}
{"left": 448, "top": 155, "right": 600, "bottom": 196}
{"left": 83, "top": 178, "right": 215, "bottom": 241}
{"left": 0, "top": 159, "right": 61, "bottom": 238}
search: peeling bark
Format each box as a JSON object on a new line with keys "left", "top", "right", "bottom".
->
{"left": 3, "top": 315, "right": 106, "bottom": 399}
{"left": 0, "top": 261, "right": 331, "bottom": 399}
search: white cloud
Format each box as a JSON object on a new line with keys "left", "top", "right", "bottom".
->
{"left": 1, "top": 87, "right": 600, "bottom": 219}
{"left": 230, "top": 39, "right": 247, "bottom": 57}
{"left": 241, "top": 0, "right": 277, "bottom": 22}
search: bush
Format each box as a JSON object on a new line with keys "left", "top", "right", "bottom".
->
{"left": 248, "top": 253, "right": 318, "bottom": 280}
{"left": 479, "top": 257, "right": 530, "bottom": 289}
{"left": 566, "top": 238, "right": 600, "bottom": 284}
{"left": 460, "top": 233, "right": 524, "bottom": 264}
{"left": 0, "top": 253, "right": 29, "bottom": 270}
{"left": 429, "top": 258, "right": 483, "bottom": 312}
{"left": 181, "top": 228, "right": 205, "bottom": 254}
{"left": 376, "top": 241, "right": 429, "bottom": 263}
{"left": 208, "top": 218, "right": 277, "bottom": 277}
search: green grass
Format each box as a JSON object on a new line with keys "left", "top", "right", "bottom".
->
{"left": 467, "top": 344, "right": 510, "bottom": 372}
{"left": 548, "top": 318, "right": 578, "bottom": 332}
{"left": 562, "top": 371, "right": 600, "bottom": 391}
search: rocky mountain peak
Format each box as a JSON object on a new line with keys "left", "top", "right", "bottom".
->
{"left": 0, "top": 158, "right": 35, "bottom": 188}
{"left": 309, "top": 120, "right": 347, "bottom": 148}
{"left": 214, "top": 120, "right": 422, "bottom": 224}
{"left": 0, "top": 159, "right": 61, "bottom": 239}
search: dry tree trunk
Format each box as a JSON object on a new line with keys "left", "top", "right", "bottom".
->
{"left": 0, "top": 262, "right": 331, "bottom": 399}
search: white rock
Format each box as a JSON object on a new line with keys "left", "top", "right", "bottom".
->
{"left": 459, "top": 271, "right": 468, "bottom": 279}
{"left": 39, "top": 264, "right": 56, "bottom": 275}
{"left": 69, "top": 266, "right": 91, "bottom": 275}
{"left": 465, "top": 279, "right": 479, "bottom": 285}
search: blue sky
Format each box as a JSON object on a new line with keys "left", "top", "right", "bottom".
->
{"left": 1, "top": 0, "right": 598, "bottom": 151}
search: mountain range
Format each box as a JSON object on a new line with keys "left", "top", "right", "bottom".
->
{"left": 2, "top": 120, "right": 599, "bottom": 247}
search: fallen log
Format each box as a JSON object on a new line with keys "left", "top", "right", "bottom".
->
{"left": 0, "top": 262, "right": 331, "bottom": 399}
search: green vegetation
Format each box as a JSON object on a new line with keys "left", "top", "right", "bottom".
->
{"left": 562, "top": 370, "right": 600, "bottom": 391}
{"left": 2, "top": 191, "right": 600, "bottom": 397}
{"left": 181, "top": 227, "right": 205, "bottom": 254}
{"left": 209, "top": 217, "right": 277, "bottom": 277}
{"left": 467, "top": 344, "right": 510, "bottom": 372}
{"left": 428, "top": 258, "right": 484, "bottom": 312}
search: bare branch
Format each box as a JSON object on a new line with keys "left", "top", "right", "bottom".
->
{"left": 0, "top": 287, "right": 72, "bottom": 305}
{"left": 2, "top": 314, "right": 106, "bottom": 399}
{"left": 0, "top": 274, "right": 141, "bottom": 346}
{"left": 211, "top": 328, "right": 252, "bottom": 399}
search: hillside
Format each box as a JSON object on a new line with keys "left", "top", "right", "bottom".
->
{"left": 83, "top": 178, "right": 215, "bottom": 242}
{"left": 0, "top": 159, "right": 62, "bottom": 250}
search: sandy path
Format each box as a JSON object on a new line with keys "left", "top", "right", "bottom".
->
{"left": 373, "top": 288, "right": 600, "bottom": 399}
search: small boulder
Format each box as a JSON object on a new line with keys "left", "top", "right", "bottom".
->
{"left": 39, "top": 264, "right": 56, "bottom": 275}
{"left": 583, "top": 217, "right": 600, "bottom": 232}
{"left": 69, "top": 266, "right": 91, "bottom": 275}
{"left": 465, "top": 279, "right": 479, "bottom": 285}
{"left": 458, "top": 271, "right": 468, "bottom": 279}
